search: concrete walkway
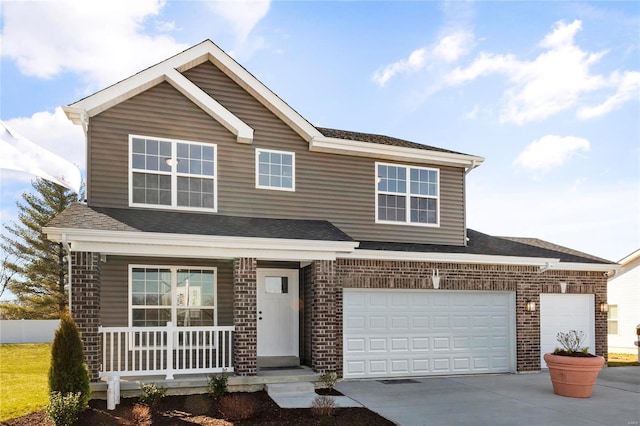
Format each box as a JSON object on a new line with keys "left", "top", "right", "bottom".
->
{"left": 266, "top": 382, "right": 362, "bottom": 408}
{"left": 336, "top": 367, "right": 640, "bottom": 426}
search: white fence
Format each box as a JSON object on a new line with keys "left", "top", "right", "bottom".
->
{"left": 0, "top": 319, "right": 60, "bottom": 343}
{"left": 99, "top": 322, "right": 234, "bottom": 379}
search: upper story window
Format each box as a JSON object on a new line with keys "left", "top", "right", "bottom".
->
{"left": 376, "top": 162, "right": 439, "bottom": 226}
{"left": 255, "top": 148, "right": 295, "bottom": 191}
{"left": 130, "top": 135, "right": 217, "bottom": 211}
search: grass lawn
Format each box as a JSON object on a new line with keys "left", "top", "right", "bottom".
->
{"left": 0, "top": 343, "right": 51, "bottom": 421}
{"left": 608, "top": 352, "right": 640, "bottom": 367}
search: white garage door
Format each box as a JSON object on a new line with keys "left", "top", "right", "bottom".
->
{"left": 540, "top": 294, "right": 595, "bottom": 367}
{"left": 343, "top": 289, "right": 515, "bottom": 379}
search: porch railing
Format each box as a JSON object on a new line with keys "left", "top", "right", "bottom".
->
{"left": 99, "top": 322, "right": 234, "bottom": 379}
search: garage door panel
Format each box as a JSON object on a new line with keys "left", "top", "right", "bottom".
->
{"left": 344, "top": 290, "right": 514, "bottom": 378}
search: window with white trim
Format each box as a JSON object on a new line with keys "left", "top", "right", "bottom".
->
{"left": 376, "top": 162, "right": 439, "bottom": 225}
{"left": 607, "top": 304, "right": 618, "bottom": 335}
{"left": 130, "top": 135, "right": 217, "bottom": 211}
{"left": 255, "top": 148, "right": 295, "bottom": 191}
{"left": 130, "top": 266, "right": 217, "bottom": 327}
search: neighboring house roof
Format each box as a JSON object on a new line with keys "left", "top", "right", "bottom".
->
{"left": 617, "top": 248, "right": 640, "bottom": 266}
{"left": 48, "top": 203, "right": 353, "bottom": 242}
{"left": 358, "top": 229, "right": 616, "bottom": 265}
{"left": 63, "top": 39, "right": 484, "bottom": 171}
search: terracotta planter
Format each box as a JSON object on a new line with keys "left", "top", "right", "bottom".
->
{"left": 543, "top": 353, "right": 605, "bottom": 398}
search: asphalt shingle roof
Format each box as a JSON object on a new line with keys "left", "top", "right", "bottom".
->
{"left": 358, "top": 229, "right": 614, "bottom": 264}
{"left": 47, "top": 203, "right": 353, "bottom": 242}
{"left": 316, "top": 127, "right": 466, "bottom": 155}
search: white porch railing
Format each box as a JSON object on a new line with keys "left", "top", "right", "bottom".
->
{"left": 99, "top": 322, "right": 234, "bottom": 379}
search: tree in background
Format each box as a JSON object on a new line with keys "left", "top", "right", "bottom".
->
{"left": 1, "top": 178, "right": 78, "bottom": 319}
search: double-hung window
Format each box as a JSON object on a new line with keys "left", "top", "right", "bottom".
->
{"left": 130, "top": 135, "right": 217, "bottom": 211}
{"left": 607, "top": 304, "right": 618, "bottom": 335}
{"left": 130, "top": 266, "right": 217, "bottom": 328}
{"left": 255, "top": 148, "right": 295, "bottom": 191}
{"left": 376, "top": 162, "right": 439, "bottom": 226}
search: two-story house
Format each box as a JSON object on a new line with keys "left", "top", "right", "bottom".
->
{"left": 45, "top": 40, "right": 616, "bottom": 395}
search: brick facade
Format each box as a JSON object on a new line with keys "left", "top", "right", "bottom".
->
{"left": 232, "top": 257, "right": 257, "bottom": 376}
{"left": 70, "top": 252, "right": 101, "bottom": 381}
{"left": 333, "top": 259, "right": 608, "bottom": 375}
{"left": 309, "top": 260, "right": 339, "bottom": 373}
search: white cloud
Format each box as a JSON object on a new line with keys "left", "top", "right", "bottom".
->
{"left": 4, "top": 108, "right": 85, "bottom": 172}
{"left": 1, "top": 0, "right": 189, "bottom": 89}
{"left": 373, "top": 48, "right": 427, "bottom": 87}
{"left": 208, "top": 0, "right": 270, "bottom": 44}
{"left": 577, "top": 71, "right": 640, "bottom": 119}
{"left": 513, "top": 135, "right": 590, "bottom": 172}
{"left": 373, "top": 30, "right": 474, "bottom": 87}
{"left": 445, "top": 19, "right": 636, "bottom": 124}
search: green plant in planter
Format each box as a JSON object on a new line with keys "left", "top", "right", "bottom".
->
{"left": 552, "top": 330, "right": 595, "bottom": 357}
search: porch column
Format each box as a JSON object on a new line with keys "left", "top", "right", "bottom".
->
{"left": 233, "top": 257, "right": 257, "bottom": 376}
{"left": 71, "top": 252, "right": 101, "bottom": 381}
{"left": 310, "top": 260, "right": 337, "bottom": 373}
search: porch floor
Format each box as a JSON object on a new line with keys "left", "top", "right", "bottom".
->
{"left": 90, "top": 366, "right": 322, "bottom": 400}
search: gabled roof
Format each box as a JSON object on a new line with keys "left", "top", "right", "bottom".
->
{"left": 617, "top": 248, "right": 640, "bottom": 266}
{"left": 63, "top": 40, "right": 484, "bottom": 171}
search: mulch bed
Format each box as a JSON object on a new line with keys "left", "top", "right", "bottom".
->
{"left": 2, "top": 390, "right": 393, "bottom": 426}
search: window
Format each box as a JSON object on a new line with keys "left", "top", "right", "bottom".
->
{"left": 256, "top": 148, "right": 295, "bottom": 191}
{"left": 130, "top": 135, "right": 216, "bottom": 211}
{"left": 376, "top": 162, "right": 439, "bottom": 226}
{"left": 130, "top": 266, "right": 217, "bottom": 328}
{"left": 607, "top": 304, "right": 618, "bottom": 335}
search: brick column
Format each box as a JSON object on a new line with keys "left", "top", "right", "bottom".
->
{"left": 233, "top": 258, "right": 257, "bottom": 376}
{"left": 71, "top": 252, "right": 101, "bottom": 381}
{"left": 516, "top": 282, "right": 541, "bottom": 372}
{"left": 310, "top": 260, "right": 337, "bottom": 373}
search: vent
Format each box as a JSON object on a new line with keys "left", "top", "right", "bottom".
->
{"left": 378, "top": 379, "right": 420, "bottom": 385}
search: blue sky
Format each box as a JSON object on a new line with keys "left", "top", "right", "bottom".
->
{"left": 1, "top": 0, "right": 638, "bottom": 269}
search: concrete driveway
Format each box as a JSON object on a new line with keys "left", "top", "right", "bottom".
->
{"left": 336, "top": 367, "right": 640, "bottom": 426}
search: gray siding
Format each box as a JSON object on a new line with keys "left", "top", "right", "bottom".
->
{"left": 87, "top": 62, "right": 466, "bottom": 246}
{"left": 99, "top": 256, "right": 233, "bottom": 327}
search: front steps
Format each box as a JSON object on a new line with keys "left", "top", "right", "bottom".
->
{"left": 90, "top": 366, "right": 321, "bottom": 400}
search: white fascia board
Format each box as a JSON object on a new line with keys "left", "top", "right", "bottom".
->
{"left": 63, "top": 40, "right": 320, "bottom": 143}
{"left": 43, "top": 227, "right": 358, "bottom": 259}
{"left": 310, "top": 136, "right": 485, "bottom": 169}
{"left": 164, "top": 69, "right": 253, "bottom": 144}
{"left": 546, "top": 262, "right": 621, "bottom": 273}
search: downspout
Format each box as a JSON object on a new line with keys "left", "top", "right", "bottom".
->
{"left": 62, "top": 234, "right": 72, "bottom": 313}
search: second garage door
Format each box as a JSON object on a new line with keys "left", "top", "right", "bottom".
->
{"left": 343, "top": 289, "right": 515, "bottom": 378}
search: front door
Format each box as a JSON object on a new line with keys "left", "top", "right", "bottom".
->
{"left": 257, "top": 269, "right": 299, "bottom": 357}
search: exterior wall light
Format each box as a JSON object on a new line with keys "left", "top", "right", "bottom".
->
{"left": 559, "top": 282, "right": 567, "bottom": 294}
{"left": 599, "top": 303, "right": 609, "bottom": 313}
{"left": 525, "top": 300, "right": 536, "bottom": 312}
{"left": 431, "top": 269, "right": 441, "bottom": 290}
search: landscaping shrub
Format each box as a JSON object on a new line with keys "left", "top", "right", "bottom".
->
{"left": 121, "top": 403, "right": 152, "bottom": 426}
{"left": 207, "top": 371, "right": 228, "bottom": 399}
{"left": 219, "top": 393, "right": 257, "bottom": 421}
{"left": 311, "top": 395, "right": 337, "bottom": 417}
{"left": 138, "top": 383, "right": 167, "bottom": 407}
{"left": 320, "top": 371, "right": 338, "bottom": 390}
{"left": 48, "top": 312, "right": 91, "bottom": 408}
{"left": 46, "top": 391, "right": 83, "bottom": 426}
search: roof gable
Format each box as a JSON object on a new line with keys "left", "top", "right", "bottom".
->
{"left": 63, "top": 39, "right": 484, "bottom": 170}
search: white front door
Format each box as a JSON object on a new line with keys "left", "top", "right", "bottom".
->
{"left": 257, "top": 269, "right": 299, "bottom": 357}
